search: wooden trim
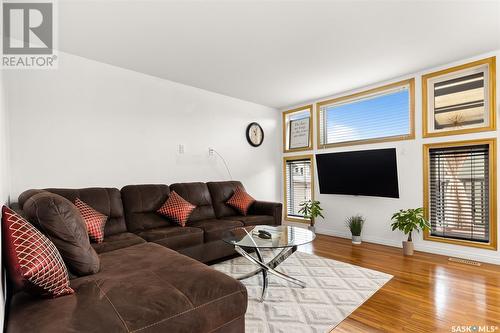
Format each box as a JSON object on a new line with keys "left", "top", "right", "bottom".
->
{"left": 282, "top": 105, "right": 314, "bottom": 153}
{"left": 316, "top": 78, "right": 415, "bottom": 149}
{"left": 422, "top": 138, "right": 497, "bottom": 250}
{"left": 283, "top": 154, "right": 315, "bottom": 223}
{"left": 422, "top": 56, "right": 496, "bottom": 138}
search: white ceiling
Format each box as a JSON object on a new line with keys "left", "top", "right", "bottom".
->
{"left": 58, "top": 0, "right": 500, "bottom": 109}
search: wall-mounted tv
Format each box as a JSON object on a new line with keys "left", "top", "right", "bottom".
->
{"left": 316, "top": 148, "right": 399, "bottom": 198}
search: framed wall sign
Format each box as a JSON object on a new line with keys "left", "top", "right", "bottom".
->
{"left": 282, "top": 105, "right": 313, "bottom": 152}
{"left": 289, "top": 117, "right": 310, "bottom": 149}
{"left": 422, "top": 57, "right": 496, "bottom": 138}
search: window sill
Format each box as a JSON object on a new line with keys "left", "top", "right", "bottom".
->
{"left": 423, "top": 232, "right": 497, "bottom": 251}
{"left": 284, "top": 216, "right": 311, "bottom": 224}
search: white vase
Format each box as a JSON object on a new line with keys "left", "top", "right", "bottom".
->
{"left": 402, "top": 241, "right": 414, "bottom": 255}
{"left": 352, "top": 235, "right": 362, "bottom": 244}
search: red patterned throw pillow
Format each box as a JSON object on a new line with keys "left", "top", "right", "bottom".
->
{"left": 74, "top": 198, "right": 107, "bottom": 243}
{"left": 1, "top": 206, "right": 74, "bottom": 298}
{"left": 157, "top": 191, "right": 196, "bottom": 227}
{"left": 226, "top": 187, "right": 255, "bottom": 216}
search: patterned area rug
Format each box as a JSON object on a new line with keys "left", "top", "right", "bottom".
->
{"left": 212, "top": 251, "right": 392, "bottom": 333}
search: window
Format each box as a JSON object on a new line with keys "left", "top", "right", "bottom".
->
{"left": 422, "top": 57, "right": 496, "bottom": 137}
{"left": 283, "top": 105, "right": 313, "bottom": 152}
{"left": 283, "top": 156, "right": 314, "bottom": 222}
{"left": 423, "top": 139, "right": 497, "bottom": 250}
{"left": 317, "top": 79, "right": 415, "bottom": 148}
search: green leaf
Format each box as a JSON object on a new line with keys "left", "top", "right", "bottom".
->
{"left": 390, "top": 207, "right": 429, "bottom": 237}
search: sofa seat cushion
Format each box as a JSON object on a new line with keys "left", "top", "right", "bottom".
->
{"left": 91, "top": 232, "right": 145, "bottom": 254}
{"left": 222, "top": 214, "right": 275, "bottom": 226}
{"left": 137, "top": 226, "right": 203, "bottom": 250}
{"left": 188, "top": 219, "right": 243, "bottom": 242}
{"left": 7, "top": 243, "right": 248, "bottom": 333}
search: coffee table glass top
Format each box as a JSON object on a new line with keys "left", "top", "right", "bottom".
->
{"left": 222, "top": 225, "right": 315, "bottom": 249}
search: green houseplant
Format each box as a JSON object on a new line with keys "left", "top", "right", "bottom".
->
{"left": 298, "top": 200, "right": 324, "bottom": 231}
{"left": 346, "top": 215, "right": 365, "bottom": 244}
{"left": 391, "top": 208, "right": 431, "bottom": 256}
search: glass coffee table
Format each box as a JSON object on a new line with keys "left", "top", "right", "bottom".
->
{"left": 222, "top": 225, "right": 315, "bottom": 302}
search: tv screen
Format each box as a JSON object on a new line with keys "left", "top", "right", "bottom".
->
{"left": 316, "top": 148, "right": 399, "bottom": 198}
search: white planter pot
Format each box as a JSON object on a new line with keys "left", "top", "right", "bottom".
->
{"left": 352, "top": 235, "right": 362, "bottom": 244}
{"left": 402, "top": 241, "right": 414, "bottom": 256}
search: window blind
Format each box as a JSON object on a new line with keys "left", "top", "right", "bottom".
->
{"left": 433, "top": 71, "right": 486, "bottom": 130}
{"left": 285, "top": 159, "right": 312, "bottom": 218}
{"left": 319, "top": 86, "right": 411, "bottom": 146}
{"left": 428, "top": 144, "right": 490, "bottom": 243}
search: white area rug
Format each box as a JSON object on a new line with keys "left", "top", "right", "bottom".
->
{"left": 212, "top": 251, "right": 392, "bottom": 333}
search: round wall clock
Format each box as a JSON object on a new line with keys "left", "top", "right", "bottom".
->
{"left": 246, "top": 122, "right": 264, "bottom": 147}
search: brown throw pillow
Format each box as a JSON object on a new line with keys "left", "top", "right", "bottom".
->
{"left": 23, "top": 192, "right": 101, "bottom": 276}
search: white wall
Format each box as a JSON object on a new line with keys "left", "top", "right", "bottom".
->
{"left": 3, "top": 52, "right": 281, "bottom": 202}
{"left": 0, "top": 66, "right": 8, "bottom": 333}
{"left": 283, "top": 50, "right": 500, "bottom": 265}
{"left": 0, "top": 70, "right": 9, "bottom": 204}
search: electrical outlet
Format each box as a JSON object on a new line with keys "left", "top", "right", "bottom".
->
{"left": 178, "top": 144, "right": 184, "bottom": 154}
{"left": 208, "top": 148, "right": 214, "bottom": 156}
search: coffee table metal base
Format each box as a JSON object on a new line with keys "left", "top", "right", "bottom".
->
{"left": 234, "top": 245, "right": 306, "bottom": 302}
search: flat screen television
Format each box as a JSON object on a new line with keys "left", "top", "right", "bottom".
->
{"left": 316, "top": 148, "right": 399, "bottom": 198}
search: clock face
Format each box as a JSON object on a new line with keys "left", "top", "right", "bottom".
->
{"left": 246, "top": 122, "right": 264, "bottom": 147}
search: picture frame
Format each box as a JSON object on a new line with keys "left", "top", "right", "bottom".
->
{"left": 282, "top": 105, "right": 313, "bottom": 153}
{"left": 289, "top": 117, "right": 310, "bottom": 149}
{"left": 422, "top": 57, "right": 496, "bottom": 138}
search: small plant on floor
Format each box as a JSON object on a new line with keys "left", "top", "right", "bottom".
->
{"left": 298, "top": 200, "right": 324, "bottom": 230}
{"left": 346, "top": 215, "right": 364, "bottom": 244}
{"left": 390, "top": 207, "right": 431, "bottom": 256}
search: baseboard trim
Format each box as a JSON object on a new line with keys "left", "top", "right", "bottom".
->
{"left": 315, "top": 228, "right": 500, "bottom": 266}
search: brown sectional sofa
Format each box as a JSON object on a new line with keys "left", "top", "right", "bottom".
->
{"left": 6, "top": 181, "right": 282, "bottom": 333}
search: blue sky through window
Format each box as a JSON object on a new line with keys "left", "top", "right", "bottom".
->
{"left": 325, "top": 88, "right": 410, "bottom": 143}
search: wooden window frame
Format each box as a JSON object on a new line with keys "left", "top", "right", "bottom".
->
{"left": 422, "top": 56, "right": 496, "bottom": 138}
{"left": 282, "top": 105, "right": 314, "bottom": 153}
{"left": 316, "top": 78, "right": 415, "bottom": 149}
{"left": 423, "top": 138, "right": 497, "bottom": 250}
{"left": 283, "top": 154, "right": 315, "bottom": 223}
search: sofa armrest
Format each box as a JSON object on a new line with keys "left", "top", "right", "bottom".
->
{"left": 249, "top": 201, "right": 283, "bottom": 225}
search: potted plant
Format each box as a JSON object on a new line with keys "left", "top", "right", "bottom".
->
{"left": 390, "top": 208, "right": 431, "bottom": 256}
{"left": 346, "top": 215, "right": 364, "bottom": 244}
{"left": 298, "top": 200, "right": 324, "bottom": 231}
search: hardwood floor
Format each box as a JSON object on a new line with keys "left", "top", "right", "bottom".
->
{"left": 298, "top": 234, "right": 500, "bottom": 333}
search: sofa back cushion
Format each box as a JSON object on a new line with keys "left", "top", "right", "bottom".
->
{"left": 121, "top": 184, "right": 171, "bottom": 232}
{"left": 53, "top": 188, "right": 125, "bottom": 236}
{"left": 169, "top": 182, "right": 216, "bottom": 222}
{"left": 207, "top": 181, "right": 246, "bottom": 218}
{"left": 22, "top": 192, "right": 101, "bottom": 276}
{"left": 19, "top": 188, "right": 126, "bottom": 236}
